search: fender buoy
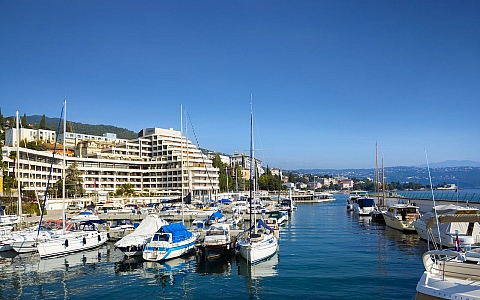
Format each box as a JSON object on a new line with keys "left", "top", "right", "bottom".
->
{"left": 98, "top": 235, "right": 101, "bottom": 242}
{"left": 64, "top": 239, "right": 69, "bottom": 247}
{"left": 83, "top": 237, "right": 87, "bottom": 245}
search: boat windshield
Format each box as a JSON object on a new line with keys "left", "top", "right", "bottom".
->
{"left": 358, "top": 198, "right": 375, "bottom": 208}
{"left": 153, "top": 233, "right": 170, "bottom": 242}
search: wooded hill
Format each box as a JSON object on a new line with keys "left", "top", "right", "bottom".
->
{"left": 25, "top": 115, "right": 138, "bottom": 140}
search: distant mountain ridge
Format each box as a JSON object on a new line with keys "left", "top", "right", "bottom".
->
{"left": 25, "top": 115, "right": 137, "bottom": 140}
{"left": 295, "top": 164, "right": 480, "bottom": 188}
{"left": 418, "top": 160, "right": 480, "bottom": 168}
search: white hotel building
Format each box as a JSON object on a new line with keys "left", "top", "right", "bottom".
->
{"left": 2, "top": 127, "right": 219, "bottom": 200}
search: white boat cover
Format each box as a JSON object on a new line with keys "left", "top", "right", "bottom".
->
{"left": 114, "top": 214, "right": 168, "bottom": 248}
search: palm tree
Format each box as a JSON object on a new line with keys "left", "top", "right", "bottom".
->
{"left": 8, "top": 151, "right": 16, "bottom": 177}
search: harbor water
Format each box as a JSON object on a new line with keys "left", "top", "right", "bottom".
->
{"left": 0, "top": 193, "right": 430, "bottom": 299}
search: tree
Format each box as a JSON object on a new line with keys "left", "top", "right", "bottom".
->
{"left": 65, "top": 162, "right": 85, "bottom": 197}
{"left": 8, "top": 151, "right": 16, "bottom": 177}
{"left": 0, "top": 107, "right": 4, "bottom": 129}
{"left": 116, "top": 183, "right": 135, "bottom": 197}
{"left": 66, "top": 121, "right": 73, "bottom": 133}
{"left": 21, "top": 113, "right": 29, "bottom": 128}
{"left": 288, "top": 172, "right": 295, "bottom": 183}
{"left": 39, "top": 115, "right": 47, "bottom": 129}
{"left": 2, "top": 175, "right": 16, "bottom": 196}
{"left": 25, "top": 140, "right": 48, "bottom": 151}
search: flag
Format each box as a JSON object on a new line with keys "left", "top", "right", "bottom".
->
{"left": 94, "top": 179, "right": 97, "bottom": 189}
{"left": 456, "top": 235, "right": 461, "bottom": 252}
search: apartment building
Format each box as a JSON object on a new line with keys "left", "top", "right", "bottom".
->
{"left": 5, "top": 128, "right": 56, "bottom": 146}
{"left": 2, "top": 127, "right": 219, "bottom": 200}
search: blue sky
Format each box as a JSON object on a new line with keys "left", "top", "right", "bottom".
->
{"left": 1, "top": 1, "right": 479, "bottom": 170}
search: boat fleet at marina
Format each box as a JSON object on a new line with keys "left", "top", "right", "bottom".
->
{"left": 0, "top": 196, "right": 294, "bottom": 268}
{"left": 346, "top": 190, "right": 480, "bottom": 299}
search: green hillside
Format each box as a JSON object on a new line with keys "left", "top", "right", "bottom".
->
{"left": 26, "top": 115, "right": 137, "bottom": 140}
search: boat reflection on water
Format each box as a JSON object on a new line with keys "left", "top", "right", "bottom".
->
{"left": 237, "top": 252, "right": 279, "bottom": 279}
{"left": 115, "top": 254, "right": 144, "bottom": 274}
{"left": 383, "top": 226, "right": 428, "bottom": 255}
{"left": 143, "top": 254, "right": 196, "bottom": 280}
{"left": 195, "top": 252, "right": 234, "bottom": 275}
{"left": 237, "top": 253, "right": 279, "bottom": 299}
{"left": 0, "top": 250, "right": 17, "bottom": 271}
{"left": 37, "top": 245, "right": 111, "bottom": 274}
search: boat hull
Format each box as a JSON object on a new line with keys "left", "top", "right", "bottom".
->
{"left": 383, "top": 212, "right": 416, "bottom": 232}
{"left": 143, "top": 234, "right": 198, "bottom": 261}
{"left": 37, "top": 231, "right": 108, "bottom": 259}
{"left": 237, "top": 234, "right": 278, "bottom": 264}
{"left": 415, "top": 250, "right": 480, "bottom": 299}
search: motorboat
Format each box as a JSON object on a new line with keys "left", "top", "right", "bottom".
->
{"left": 413, "top": 204, "right": 480, "bottom": 247}
{"left": 197, "top": 223, "right": 234, "bottom": 259}
{"left": 266, "top": 211, "right": 288, "bottom": 226}
{"left": 142, "top": 222, "right": 199, "bottom": 262}
{"left": 236, "top": 219, "right": 278, "bottom": 264}
{"left": 207, "top": 210, "right": 226, "bottom": 225}
{"left": 414, "top": 248, "right": 480, "bottom": 299}
{"left": 346, "top": 191, "right": 368, "bottom": 211}
{"left": 107, "top": 218, "right": 136, "bottom": 241}
{"left": 36, "top": 220, "right": 108, "bottom": 259}
{"left": 70, "top": 210, "right": 100, "bottom": 221}
{"left": 114, "top": 214, "right": 168, "bottom": 257}
{"left": 279, "top": 199, "right": 296, "bottom": 213}
{"left": 224, "top": 213, "right": 243, "bottom": 228}
{"left": 352, "top": 197, "right": 376, "bottom": 216}
{"left": 382, "top": 203, "right": 420, "bottom": 232}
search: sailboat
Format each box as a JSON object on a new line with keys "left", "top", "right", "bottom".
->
{"left": 0, "top": 112, "right": 23, "bottom": 252}
{"left": 36, "top": 98, "right": 108, "bottom": 259}
{"left": 236, "top": 96, "right": 278, "bottom": 264}
{"left": 142, "top": 106, "right": 199, "bottom": 262}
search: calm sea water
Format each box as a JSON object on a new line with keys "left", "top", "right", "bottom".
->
{"left": 0, "top": 194, "right": 430, "bottom": 300}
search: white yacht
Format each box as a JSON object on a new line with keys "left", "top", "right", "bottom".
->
{"left": 382, "top": 203, "right": 420, "bottom": 232}
{"left": 413, "top": 204, "right": 480, "bottom": 247}
{"left": 352, "top": 197, "right": 376, "bottom": 216}
{"left": 415, "top": 248, "right": 480, "bottom": 299}
{"left": 37, "top": 220, "right": 108, "bottom": 259}
{"left": 346, "top": 191, "right": 368, "bottom": 211}
{"left": 197, "top": 223, "right": 233, "bottom": 259}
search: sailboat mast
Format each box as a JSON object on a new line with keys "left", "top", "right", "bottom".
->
{"left": 180, "top": 104, "right": 184, "bottom": 223}
{"left": 382, "top": 158, "right": 385, "bottom": 205}
{"left": 249, "top": 95, "right": 254, "bottom": 235}
{"left": 62, "top": 98, "right": 66, "bottom": 234}
{"left": 16, "top": 111, "right": 22, "bottom": 227}
{"left": 375, "top": 142, "right": 380, "bottom": 207}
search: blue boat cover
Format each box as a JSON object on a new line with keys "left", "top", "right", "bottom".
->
{"left": 159, "top": 222, "right": 192, "bottom": 243}
{"left": 219, "top": 199, "right": 232, "bottom": 203}
{"left": 209, "top": 210, "right": 224, "bottom": 220}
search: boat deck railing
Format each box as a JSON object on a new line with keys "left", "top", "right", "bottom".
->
{"left": 373, "top": 191, "right": 480, "bottom": 204}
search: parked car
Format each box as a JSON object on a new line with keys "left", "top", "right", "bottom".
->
{"left": 67, "top": 204, "right": 82, "bottom": 210}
